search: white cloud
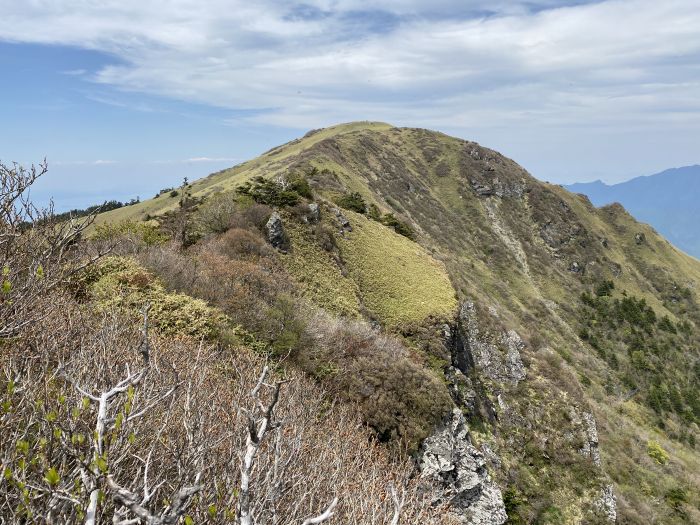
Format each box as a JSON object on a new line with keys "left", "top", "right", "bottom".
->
{"left": 1, "top": 0, "right": 699, "bottom": 180}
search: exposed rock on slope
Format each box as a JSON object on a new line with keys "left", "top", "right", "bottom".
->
{"left": 420, "top": 409, "right": 508, "bottom": 525}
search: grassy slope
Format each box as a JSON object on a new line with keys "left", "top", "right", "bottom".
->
{"left": 95, "top": 122, "right": 700, "bottom": 523}
{"left": 95, "top": 122, "right": 392, "bottom": 225}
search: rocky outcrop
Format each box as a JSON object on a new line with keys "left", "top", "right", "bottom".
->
{"left": 419, "top": 409, "right": 507, "bottom": 525}
{"left": 470, "top": 177, "right": 528, "bottom": 199}
{"left": 332, "top": 207, "right": 352, "bottom": 234}
{"left": 581, "top": 412, "right": 601, "bottom": 467}
{"left": 452, "top": 302, "right": 526, "bottom": 385}
{"left": 265, "top": 211, "right": 289, "bottom": 251}
{"left": 307, "top": 202, "right": 320, "bottom": 223}
{"left": 595, "top": 484, "right": 617, "bottom": 523}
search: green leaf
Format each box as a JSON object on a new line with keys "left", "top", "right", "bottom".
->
{"left": 208, "top": 504, "right": 217, "bottom": 518}
{"left": 44, "top": 467, "right": 60, "bottom": 487}
{"left": 3, "top": 467, "right": 11, "bottom": 480}
{"left": 94, "top": 457, "right": 108, "bottom": 474}
{"left": 16, "top": 440, "right": 29, "bottom": 455}
{"left": 1, "top": 280, "right": 11, "bottom": 295}
{"left": 35, "top": 265, "right": 44, "bottom": 280}
{"left": 184, "top": 516, "right": 194, "bottom": 525}
{"left": 1, "top": 265, "right": 9, "bottom": 276}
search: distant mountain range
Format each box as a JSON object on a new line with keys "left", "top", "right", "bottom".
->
{"left": 566, "top": 165, "right": 700, "bottom": 259}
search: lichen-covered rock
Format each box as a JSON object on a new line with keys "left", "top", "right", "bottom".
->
{"left": 332, "top": 207, "right": 352, "bottom": 233}
{"left": 419, "top": 409, "right": 507, "bottom": 525}
{"left": 307, "top": 202, "right": 320, "bottom": 223}
{"left": 454, "top": 302, "right": 527, "bottom": 385}
{"left": 595, "top": 484, "right": 617, "bottom": 523}
{"left": 582, "top": 412, "right": 601, "bottom": 466}
{"left": 265, "top": 211, "right": 289, "bottom": 250}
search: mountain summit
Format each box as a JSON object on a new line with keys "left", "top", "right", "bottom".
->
{"left": 9, "top": 123, "right": 698, "bottom": 523}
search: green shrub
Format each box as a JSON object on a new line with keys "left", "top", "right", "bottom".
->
{"left": 647, "top": 440, "right": 669, "bottom": 464}
{"left": 595, "top": 280, "right": 615, "bottom": 297}
{"left": 236, "top": 175, "right": 310, "bottom": 207}
{"left": 93, "top": 220, "right": 169, "bottom": 246}
{"left": 334, "top": 192, "right": 367, "bottom": 214}
{"left": 380, "top": 213, "right": 416, "bottom": 240}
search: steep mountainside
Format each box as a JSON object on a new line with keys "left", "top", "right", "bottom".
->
{"left": 566, "top": 166, "right": 700, "bottom": 259}
{"left": 98, "top": 123, "right": 700, "bottom": 524}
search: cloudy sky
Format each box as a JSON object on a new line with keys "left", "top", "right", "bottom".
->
{"left": 1, "top": 0, "right": 698, "bottom": 209}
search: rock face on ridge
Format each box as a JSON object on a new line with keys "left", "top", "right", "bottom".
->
{"left": 419, "top": 409, "right": 507, "bottom": 525}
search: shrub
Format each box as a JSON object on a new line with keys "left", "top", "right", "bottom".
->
{"left": 313, "top": 224, "right": 337, "bottom": 252}
{"left": 380, "top": 213, "right": 416, "bottom": 240}
{"left": 301, "top": 311, "right": 452, "bottom": 451}
{"left": 595, "top": 280, "right": 615, "bottom": 297}
{"left": 93, "top": 220, "right": 169, "bottom": 246}
{"left": 83, "top": 256, "right": 227, "bottom": 339}
{"left": 196, "top": 191, "right": 239, "bottom": 233}
{"left": 236, "top": 175, "right": 309, "bottom": 207}
{"left": 334, "top": 192, "right": 367, "bottom": 214}
{"left": 216, "top": 227, "right": 271, "bottom": 259}
{"left": 367, "top": 203, "right": 382, "bottom": 221}
{"left": 647, "top": 440, "right": 670, "bottom": 464}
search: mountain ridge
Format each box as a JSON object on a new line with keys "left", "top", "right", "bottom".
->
{"left": 566, "top": 165, "right": 700, "bottom": 259}
{"left": 90, "top": 122, "right": 700, "bottom": 523}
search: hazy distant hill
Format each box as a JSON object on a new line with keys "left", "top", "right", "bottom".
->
{"left": 567, "top": 165, "right": 700, "bottom": 258}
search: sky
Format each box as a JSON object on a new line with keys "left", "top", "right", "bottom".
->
{"left": 1, "top": 0, "right": 698, "bottom": 210}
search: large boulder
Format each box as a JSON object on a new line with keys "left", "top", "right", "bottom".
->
{"left": 265, "top": 211, "right": 289, "bottom": 251}
{"left": 453, "top": 302, "right": 527, "bottom": 385}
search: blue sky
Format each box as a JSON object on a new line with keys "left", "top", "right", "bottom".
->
{"left": 1, "top": 0, "right": 699, "bottom": 210}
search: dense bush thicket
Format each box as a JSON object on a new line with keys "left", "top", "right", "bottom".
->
{"left": 134, "top": 198, "right": 451, "bottom": 449}
{"left": 579, "top": 283, "right": 700, "bottom": 442}
{"left": 236, "top": 175, "right": 312, "bottom": 207}
{"left": 1, "top": 295, "right": 449, "bottom": 523}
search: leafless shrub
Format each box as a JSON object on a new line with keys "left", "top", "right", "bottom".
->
{"left": 300, "top": 311, "right": 453, "bottom": 450}
{"left": 215, "top": 228, "right": 273, "bottom": 260}
{"left": 0, "top": 160, "right": 105, "bottom": 339}
{"left": 0, "top": 296, "right": 451, "bottom": 523}
{"left": 196, "top": 191, "right": 238, "bottom": 234}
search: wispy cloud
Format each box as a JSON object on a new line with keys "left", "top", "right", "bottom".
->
{"left": 1, "top": 0, "right": 698, "bottom": 182}
{"left": 185, "top": 157, "right": 239, "bottom": 163}
{"left": 54, "top": 159, "right": 117, "bottom": 166}
{"left": 1, "top": 0, "right": 698, "bottom": 131}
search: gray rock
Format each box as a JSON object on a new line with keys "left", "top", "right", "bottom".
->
{"left": 595, "top": 484, "right": 617, "bottom": 523}
{"left": 454, "top": 302, "right": 527, "bottom": 385}
{"left": 419, "top": 409, "right": 507, "bottom": 525}
{"left": 569, "top": 261, "right": 582, "bottom": 273}
{"left": 307, "top": 202, "right": 320, "bottom": 223}
{"left": 582, "top": 412, "right": 601, "bottom": 466}
{"left": 332, "top": 207, "right": 352, "bottom": 233}
{"left": 265, "top": 211, "right": 288, "bottom": 251}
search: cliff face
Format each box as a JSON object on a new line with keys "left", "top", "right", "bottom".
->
{"left": 103, "top": 123, "right": 700, "bottom": 523}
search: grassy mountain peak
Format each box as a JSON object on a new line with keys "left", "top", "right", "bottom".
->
{"left": 65, "top": 125, "right": 700, "bottom": 522}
